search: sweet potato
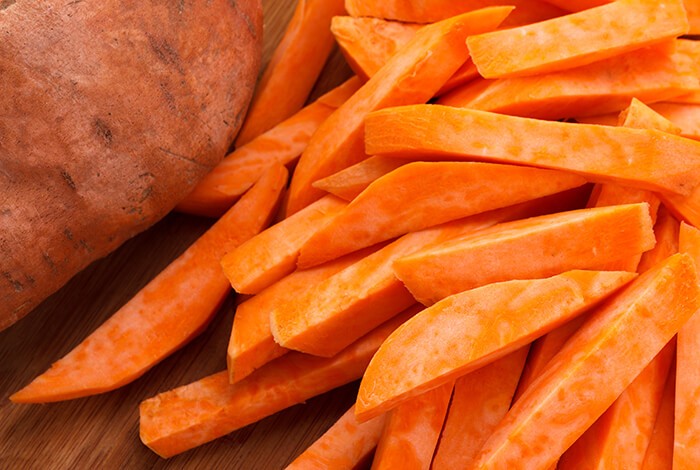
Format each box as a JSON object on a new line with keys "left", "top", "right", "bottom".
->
{"left": 0, "top": 0, "right": 263, "bottom": 330}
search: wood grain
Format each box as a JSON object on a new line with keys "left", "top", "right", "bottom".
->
{"left": 0, "top": 0, "right": 355, "bottom": 467}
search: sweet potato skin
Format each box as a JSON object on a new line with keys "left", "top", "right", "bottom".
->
{"left": 0, "top": 0, "right": 263, "bottom": 330}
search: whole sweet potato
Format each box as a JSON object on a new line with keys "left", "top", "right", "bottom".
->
{"left": 0, "top": 0, "right": 263, "bottom": 330}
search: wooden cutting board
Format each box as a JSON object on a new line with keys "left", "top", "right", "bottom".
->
{"left": 0, "top": 0, "right": 355, "bottom": 467}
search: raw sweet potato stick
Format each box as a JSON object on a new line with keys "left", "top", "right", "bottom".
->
{"left": 674, "top": 222, "right": 700, "bottom": 468}
{"left": 221, "top": 195, "right": 347, "bottom": 295}
{"left": 431, "top": 347, "right": 530, "bottom": 469}
{"left": 472, "top": 254, "right": 699, "bottom": 469}
{"left": 177, "top": 78, "right": 360, "bottom": 217}
{"left": 394, "top": 203, "right": 655, "bottom": 306}
{"left": 467, "top": 0, "right": 689, "bottom": 78}
{"left": 11, "top": 164, "right": 288, "bottom": 403}
{"left": 356, "top": 270, "right": 636, "bottom": 421}
{"left": 285, "top": 404, "right": 387, "bottom": 470}
{"left": 235, "top": 0, "right": 346, "bottom": 145}
{"left": 439, "top": 43, "right": 699, "bottom": 120}
{"left": 228, "top": 247, "right": 377, "bottom": 383}
{"left": 312, "top": 156, "right": 408, "bottom": 201}
{"left": 641, "top": 364, "right": 677, "bottom": 470}
{"left": 364, "top": 105, "right": 700, "bottom": 196}
{"left": 370, "top": 382, "right": 453, "bottom": 470}
{"left": 343, "top": 0, "right": 565, "bottom": 27}
{"left": 286, "top": 6, "right": 514, "bottom": 215}
{"left": 139, "top": 307, "right": 418, "bottom": 458}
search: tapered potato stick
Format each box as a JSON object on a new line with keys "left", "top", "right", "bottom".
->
{"left": 439, "top": 44, "right": 699, "bottom": 120}
{"left": 364, "top": 105, "right": 700, "bottom": 196}
{"left": 356, "top": 270, "right": 636, "bottom": 421}
{"left": 139, "top": 308, "right": 419, "bottom": 458}
{"left": 312, "top": 156, "right": 408, "bottom": 201}
{"left": 432, "top": 347, "right": 529, "bottom": 469}
{"left": 221, "top": 195, "right": 347, "bottom": 295}
{"left": 344, "top": 0, "right": 565, "bottom": 27}
{"left": 394, "top": 203, "right": 654, "bottom": 306}
{"left": 285, "top": 404, "right": 387, "bottom": 470}
{"left": 235, "top": 0, "right": 346, "bottom": 145}
{"left": 272, "top": 191, "right": 591, "bottom": 357}
{"left": 228, "top": 247, "right": 376, "bottom": 383}
{"left": 286, "top": 7, "right": 513, "bottom": 215}
{"left": 177, "top": 78, "right": 360, "bottom": 217}
{"left": 467, "top": 0, "right": 689, "bottom": 78}
{"left": 674, "top": 222, "right": 700, "bottom": 469}
{"left": 641, "top": 364, "right": 677, "bottom": 470}
{"left": 299, "top": 162, "right": 586, "bottom": 268}
{"left": 370, "top": 382, "right": 453, "bottom": 470}
{"left": 11, "top": 165, "right": 287, "bottom": 403}
{"left": 472, "top": 254, "right": 698, "bottom": 469}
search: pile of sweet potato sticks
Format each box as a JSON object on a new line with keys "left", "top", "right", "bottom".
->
{"left": 12, "top": 0, "right": 700, "bottom": 468}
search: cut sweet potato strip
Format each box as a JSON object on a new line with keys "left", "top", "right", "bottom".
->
{"left": 370, "top": 382, "right": 453, "bottom": 470}
{"left": 432, "top": 347, "right": 529, "bottom": 469}
{"left": 540, "top": 0, "right": 610, "bottom": 11}
{"left": 559, "top": 340, "right": 676, "bottom": 470}
{"left": 364, "top": 105, "right": 700, "bottom": 196}
{"left": 674, "top": 222, "right": 700, "bottom": 469}
{"left": 641, "top": 363, "right": 677, "bottom": 470}
{"left": 286, "top": 7, "right": 514, "bottom": 215}
{"left": 620, "top": 98, "right": 684, "bottom": 134}
{"left": 355, "top": 270, "right": 636, "bottom": 421}
{"left": 312, "top": 156, "right": 408, "bottom": 202}
{"left": 299, "top": 162, "right": 586, "bottom": 268}
{"left": 688, "top": 0, "right": 700, "bottom": 34}
{"left": 439, "top": 43, "right": 699, "bottom": 120}
{"left": 271, "top": 191, "right": 591, "bottom": 357}
{"left": 228, "top": 247, "right": 376, "bottom": 384}
{"left": 344, "top": 0, "right": 565, "bottom": 28}
{"left": 139, "top": 308, "right": 418, "bottom": 458}
{"left": 467, "top": 0, "right": 689, "bottom": 78}
{"left": 11, "top": 165, "right": 288, "bottom": 404}
{"left": 285, "top": 404, "right": 386, "bottom": 470}
{"left": 221, "top": 195, "right": 347, "bottom": 295}
{"left": 331, "top": 16, "right": 482, "bottom": 96}
{"left": 176, "top": 78, "right": 360, "bottom": 217}
{"left": 235, "top": 0, "right": 346, "bottom": 146}
{"left": 472, "top": 254, "right": 699, "bottom": 469}
{"left": 394, "top": 203, "right": 655, "bottom": 306}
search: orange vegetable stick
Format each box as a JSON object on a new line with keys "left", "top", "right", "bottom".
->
{"left": 330, "top": 16, "right": 421, "bottom": 81}
{"left": 370, "top": 382, "right": 453, "bottom": 470}
{"left": 472, "top": 253, "right": 699, "bottom": 469}
{"left": 432, "top": 347, "right": 529, "bottom": 469}
{"left": 559, "top": 340, "right": 676, "bottom": 470}
{"left": 299, "top": 162, "right": 586, "bottom": 268}
{"left": 286, "top": 7, "right": 514, "bottom": 215}
{"left": 139, "top": 308, "right": 418, "bottom": 458}
{"left": 343, "top": 0, "right": 565, "bottom": 28}
{"left": 312, "top": 156, "right": 408, "bottom": 202}
{"left": 285, "top": 404, "right": 387, "bottom": 470}
{"left": 674, "top": 222, "right": 700, "bottom": 469}
{"left": 394, "top": 203, "right": 655, "bottom": 306}
{"left": 467, "top": 0, "right": 689, "bottom": 79}
{"left": 234, "top": 0, "right": 346, "bottom": 146}
{"left": 177, "top": 78, "right": 360, "bottom": 217}
{"left": 364, "top": 105, "right": 700, "bottom": 196}
{"left": 356, "top": 270, "right": 636, "bottom": 421}
{"left": 228, "top": 247, "right": 376, "bottom": 384}
{"left": 641, "top": 363, "right": 677, "bottom": 470}
{"left": 439, "top": 44, "right": 699, "bottom": 120}
{"left": 650, "top": 102, "right": 700, "bottom": 140}
{"left": 271, "top": 192, "right": 588, "bottom": 357}
{"left": 620, "top": 98, "right": 684, "bottom": 134}
{"left": 660, "top": 185, "right": 700, "bottom": 230}
{"left": 221, "top": 195, "right": 347, "bottom": 295}
{"left": 331, "top": 16, "right": 482, "bottom": 96}
{"left": 11, "top": 165, "right": 288, "bottom": 404}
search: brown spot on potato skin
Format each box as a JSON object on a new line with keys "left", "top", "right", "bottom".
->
{"left": 60, "top": 170, "right": 76, "bottom": 189}
{"left": 93, "top": 118, "right": 113, "bottom": 146}
{"left": 0, "top": 0, "right": 15, "bottom": 10}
